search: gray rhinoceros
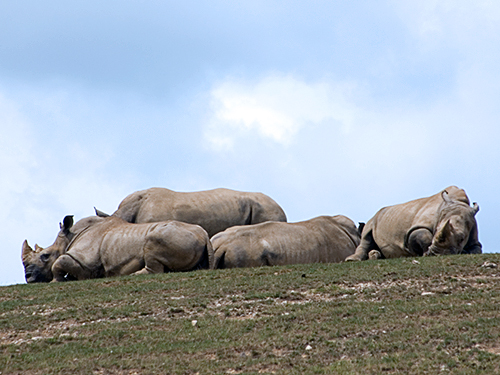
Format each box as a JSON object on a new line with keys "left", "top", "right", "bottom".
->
{"left": 345, "top": 186, "right": 481, "bottom": 261}
{"left": 211, "top": 215, "right": 361, "bottom": 269}
{"left": 22, "top": 215, "right": 214, "bottom": 283}
{"left": 97, "top": 188, "right": 287, "bottom": 238}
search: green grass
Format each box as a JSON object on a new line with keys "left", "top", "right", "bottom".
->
{"left": 2, "top": 254, "right": 500, "bottom": 374}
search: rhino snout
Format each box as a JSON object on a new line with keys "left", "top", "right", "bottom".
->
{"left": 24, "top": 264, "right": 52, "bottom": 283}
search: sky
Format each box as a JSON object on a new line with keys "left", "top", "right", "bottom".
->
{"left": 1, "top": 1, "right": 499, "bottom": 285}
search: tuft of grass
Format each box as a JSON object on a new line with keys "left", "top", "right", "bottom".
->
{"left": 1, "top": 253, "right": 500, "bottom": 374}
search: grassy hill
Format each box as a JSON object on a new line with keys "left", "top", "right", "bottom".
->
{"left": 1, "top": 253, "right": 500, "bottom": 374}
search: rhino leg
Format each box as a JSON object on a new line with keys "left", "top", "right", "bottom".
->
{"left": 345, "top": 228, "right": 376, "bottom": 261}
{"left": 463, "top": 224, "right": 482, "bottom": 254}
{"left": 51, "top": 254, "right": 92, "bottom": 282}
{"left": 136, "top": 251, "right": 165, "bottom": 274}
{"left": 406, "top": 228, "right": 433, "bottom": 256}
{"left": 463, "top": 244, "right": 482, "bottom": 254}
{"left": 139, "top": 237, "right": 204, "bottom": 273}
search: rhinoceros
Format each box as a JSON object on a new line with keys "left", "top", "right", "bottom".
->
{"left": 97, "top": 188, "right": 287, "bottom": 237}
{"left": 345, "top": 186, "right": 482, "bottom": 261}
{"left": 22, "top": 215, "right": 214, "bottom": 283}
{"left": 211, "top": 215, "right": 361, "bottom": 269}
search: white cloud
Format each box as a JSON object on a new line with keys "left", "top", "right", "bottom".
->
{"left": 205, "top": 75, "right": 358, "bottom": 149}
{"left": 200, "top": 59, "right": 500, "bottom": 232}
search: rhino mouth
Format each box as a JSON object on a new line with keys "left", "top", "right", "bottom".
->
{"left": 24, "top": 266, "right": 52, "bottom": 283}
{"left": 25, "top": 274, "right": 52, "bottom": 283}
{"left": 424, "top": 244, "right": 462, "bottom": 256}
{"left": 25, "top": 272, "right": 42, "bottom": 283}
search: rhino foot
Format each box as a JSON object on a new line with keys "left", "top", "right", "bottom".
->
{"left": 368, "top": 250, "right": 382, "bottom": 260}
{"left": 132, "top": 267, "right": 154, "bottom": 275}
{"left": 345, "top": 254, "right": 364, "bottom": 262}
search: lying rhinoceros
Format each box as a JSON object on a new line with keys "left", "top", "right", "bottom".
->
{"left": 97, "top": 187, "right": 287, "bottom": 237}
{"left": 211, "top": 215, "right": 361, "bottom": 269}
{"left": 345, "top": 186, "right": 482, "bottom": 261}
{"left": 22, "top": 215, "right": 214, "bottom": 283}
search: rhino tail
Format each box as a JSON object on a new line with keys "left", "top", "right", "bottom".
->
{"left": 214, "top": 248, "right": 227, "bottom": 269}
{"left": 194, "top": 241, "right": 215, "bottom": 270}
{"left": 205, "top": 240, "right": 215, "bottom": 270}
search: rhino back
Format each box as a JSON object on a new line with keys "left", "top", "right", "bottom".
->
{"left": 113, "top": 188, "right": 286, "bottom": 237}
{"left": 214, "top": 216, "right": 357, "bottom": 268}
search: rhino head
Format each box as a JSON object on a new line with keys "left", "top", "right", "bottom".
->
{"left": 22, "top": 241, "right": 57, "bottom": 283}
{"left": 22, "top": 215, "right": 105, "bottom": 283}
{"left": 22, "top": 215, "right": 76, "bottom": 283}
{"left": 425, "top": 191, "right": 480, "bottom": 256}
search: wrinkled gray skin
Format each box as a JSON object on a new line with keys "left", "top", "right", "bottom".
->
{"left": 211, "top": 215, "right": 361, "bottom": 269}
{"left": 99, "top": 188, "right": 287, "bottom": 238}
{"left": 345, "top": 186, "right": 482, "bottom": 261}
{"left": 22, "top": 215, "right": 214, "bottom": 283}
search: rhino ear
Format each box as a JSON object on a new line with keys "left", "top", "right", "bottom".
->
{"left": 357, "top": 222, "right": 366, "bottom": 237}
{"left": 472, "top": 202, "right": 479, "bottom": 215}
{"left": 60, "top": 215, "right": 74, "bottom": 233}
{"left": 22, "top": 240, "right": 34, "bottom": 263}
{"left": 442, "top": 190, "right": 452, "bottom": 203}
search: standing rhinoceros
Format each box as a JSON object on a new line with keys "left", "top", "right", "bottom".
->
{"left": 22, "top": 215, "right": 214, "bottom": 283}
{"left": 345, "top": 186, "right": 482, "bottom": 261}
{"left": 97, "top": 188, "right": 287, "bottom": 237}
{"left": 211, "top": 215, "right": 361, "bottom": 269}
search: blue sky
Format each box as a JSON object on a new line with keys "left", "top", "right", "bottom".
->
{"left": 1, "top": 1, "right": 499, "bottom": 285}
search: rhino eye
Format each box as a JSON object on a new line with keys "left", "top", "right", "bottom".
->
{"left": 40, "top": 253, "right": 50, "bottom": 263}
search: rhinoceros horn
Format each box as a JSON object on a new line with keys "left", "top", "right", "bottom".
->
{"left": 35, "top": 244, "right": 43, "bottom": 252}
{"left": 436, "top": 219, "right": 454, "bottom": 243}
{"left": 22, "top": 240, "right": 34, "bottom": 263}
